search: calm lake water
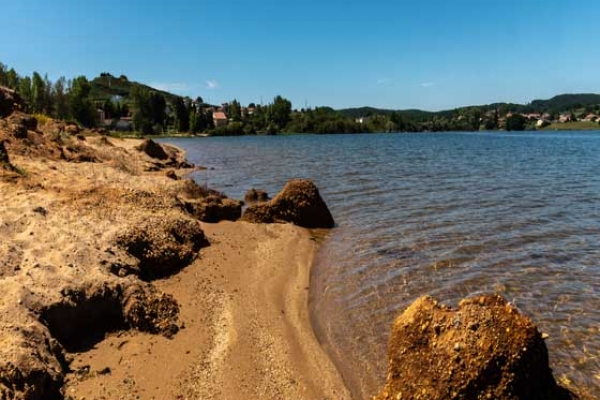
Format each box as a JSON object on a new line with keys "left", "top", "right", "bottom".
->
{"left": 163, "top": 132, "right": 600, "bottom": 399}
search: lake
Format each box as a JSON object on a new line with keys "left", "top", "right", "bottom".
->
{"left": 163, "top": 132, "right": 600, "bottom": 399}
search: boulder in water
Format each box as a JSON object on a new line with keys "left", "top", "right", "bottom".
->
{"left": 242, "top": 179, "right": 334, "bottom": 228}
{"left": 374, "top": 295, "right": 574, "bottom": 400}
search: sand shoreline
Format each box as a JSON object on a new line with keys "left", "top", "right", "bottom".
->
{"left": 65, "top": 221, "right": 351, "bottom": 399}
{"left": 0, "top": 122, "right": 351, "bottom": 399}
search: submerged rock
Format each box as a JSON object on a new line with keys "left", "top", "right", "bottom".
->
{"left": 374, "top": 295, "right": 574, "bottom": 400}
{"left": 242, "top": 179, "right": 334, "bottom": 228}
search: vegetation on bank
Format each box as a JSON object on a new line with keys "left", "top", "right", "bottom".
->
{"left": 1, "top": 61, "right": 599, "bottom": 136}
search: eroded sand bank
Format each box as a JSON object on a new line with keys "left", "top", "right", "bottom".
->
{"left": 0, "top": 119, "right": 349, "bottom": 399}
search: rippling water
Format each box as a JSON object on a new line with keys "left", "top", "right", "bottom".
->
{"left": 163, "top": 132, "right": 600, "bottom": 399}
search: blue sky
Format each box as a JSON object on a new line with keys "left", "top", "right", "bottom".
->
{"left": 1, "top": 0, "right": 600, "bottom": 110}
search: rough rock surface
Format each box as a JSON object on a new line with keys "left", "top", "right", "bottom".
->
{"left": 242, "top": 179, "right": 334, "bottom": 228}
{"left": 0, "top": 86, "right": 22, "bottom": 118}
{"left": 0, "top": 139, "right": 16, "bottom": 171}
{"left": 244, "top": 188, "right": 270, "bottom": 203}
{"left": 374, "top": 295, "right": 574, "bottom": 400}
{"left": 176, "top": 179, "right": 243, "bottom": 223}
{"left": 182, "top": 194, "right": 243, "bottom": 223}
{"left": 135, "top": 138, "right": 168, "bottom": 160}
{"left": 116, "top": 216, "right": 209, "bottom": 280}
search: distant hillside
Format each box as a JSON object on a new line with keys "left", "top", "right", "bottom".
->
{"left": 529, "top": 93, "right": 600, "bottom": 112}
{"left": 339, "top": 93, "right": 600, "bottom": 119}
{"left": 339, "top": 107, "right": 435, "bottom": 121}
{"left": 89, "top": 73, "right": 181, "bottom": 104}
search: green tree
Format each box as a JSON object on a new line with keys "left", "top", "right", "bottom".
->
{"left": 229, "top": 99, "right": 242, "bottom": 122}
{"left": 18, "top": 76, "right": 32, "bottom": 112}
{"left": 269, "top": 95, "right": 292, "bottom": 130}
{"left": 31, "top": 72, "right": 46, "bottom": 113}
{"left": 0, "top": 63, "right": 7, "bottom": 87}
{"left": 131, "top": 85, "right": 167, "bottom": 134}
{"left": 53, "top": 77, "right": 69, "bottom": 120}
{"left": 6, "top": 69, "right": 19, "bottom": 90}
{"left": 70, "top": 76, "right": 96, "bottom": 127}
{"left": 505, "top": 114, "right": 526, "bottom": 131}
{"left": 173, "top": 97, "right": 190, "bottom": 132}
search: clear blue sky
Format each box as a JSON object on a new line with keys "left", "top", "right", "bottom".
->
{"left": 2, "top": 0, "right": 600, "bottom": 111}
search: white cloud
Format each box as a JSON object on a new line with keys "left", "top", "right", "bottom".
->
{"left": 206, "top": 80, "right": 219, "bottom": 89}
{"left": 150, "top": 82, "right": 190, "bottom": 93}
{"left": 421, "top": 82, "right": 435, "bottom": 88}
{"left": 377, "top": 78, "right": 392, "bottom": 86}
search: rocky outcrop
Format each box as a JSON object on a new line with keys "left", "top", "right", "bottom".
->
{"left": 0, "top": 272, "right": 181, "bottom": 400}
{"left": 0, "top": 314, "right": 65, "bottom": 400}
{"left": 242, "top": 179, "right": 334, "bottom": 228}
{"left": 0, "top": 112, "right": 104, "bottom": 164}
{"left": 0, "top": 86, "right": 22, "bottom": 118}
{"left": 374, "top": 295, "right": 574, "bottom": 400}
{"left": 136, "top": 138, "right": 169, "bottom": 160}
{"left": 182, "top": 194, "right": 243, "bottom": 223}
{"left": 175, "top": 179, "right": 243, "bottom": 223}
{"left": 0, "top": 139, "right": 16, "bottom": 172}
{"left": 244, "top": 188, "right": 270, "bottom": 203}
{"left": 116, "top": 216, "right": 209, "bottom": 280}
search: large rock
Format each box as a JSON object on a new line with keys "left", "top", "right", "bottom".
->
{"left": 374, "top": 295, "right": 573, "bottom": 400}
{"left": 244, "top": 188, "right": 269, "bottom": 203}
{"left": 0, "top": 319, "right": 64, "bottom": 400}
{"left": 182, "top": 194, "right": 242, "bottom": 223}
{"left": 116, "top": 216, "right": 209, "bottom": 280}
{"left": 0, "top": 86, "right": 22, "bottom": 118}
{"left": 242, "top": 179, "right": 334, "bottom": 228}
{"left": 136, "top": 139, "right": 169, "bottom": 160}
{"left": 0, "top": 140, "right": 15, "bottom": 171}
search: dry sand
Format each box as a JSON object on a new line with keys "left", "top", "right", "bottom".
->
{"left": 65, "top": 222, "right": 350, "bottom": 400}
{"left": 0, "top": 126, "right": 351, "bottom": 399}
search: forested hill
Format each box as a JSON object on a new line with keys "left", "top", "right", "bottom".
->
{"left": 529, "top": 94, "right": 600, "bottom": 112}
{"left": 89, "top": 73, "right": 181, "bottom": 104}
{"left": 338, "top": 93, "right": 600, "bottom": 119}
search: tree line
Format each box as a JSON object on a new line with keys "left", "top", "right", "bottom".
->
{"left": 0, "top": 62, "right": 97, "bottom": 127}
{"left": 3, "top": 61, "right": 598, "bottom": 135}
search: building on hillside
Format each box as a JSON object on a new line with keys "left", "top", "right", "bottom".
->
{"left": 559, "top": 113, "right": 573, "bottom": 123}
{"left": 115, "top": 117, "right": 133, "bottom": 132}
{"left": 536, "top": 119, "right": 551, "bottom": 128}
{"left": 583, "top": 113, "right": 599, "bottom": 122}
{"left": 97, "top": 109, "right": 106, "bottom": 125}
{"left": 213, "top": 111, "right": 228, "bottom": 127}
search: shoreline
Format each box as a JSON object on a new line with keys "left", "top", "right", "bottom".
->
{"left": 65, "top": 221, "right": 351, "bottom": 399}
{"left": 0, "top": 114, "right": 352, "bottom": 400}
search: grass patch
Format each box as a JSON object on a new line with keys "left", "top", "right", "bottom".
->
{"left": 541, "top": 121, "right": 600, "bottom": 131}
{"left": 32, "top": 113, "right": 52, "bottom": 126}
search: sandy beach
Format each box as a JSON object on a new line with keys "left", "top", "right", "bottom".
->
{"left": 0, "top": 115, "right": 350, "bottom": 400}
{"left": 64, "top": 221, "right": 350, "bottom": 400}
